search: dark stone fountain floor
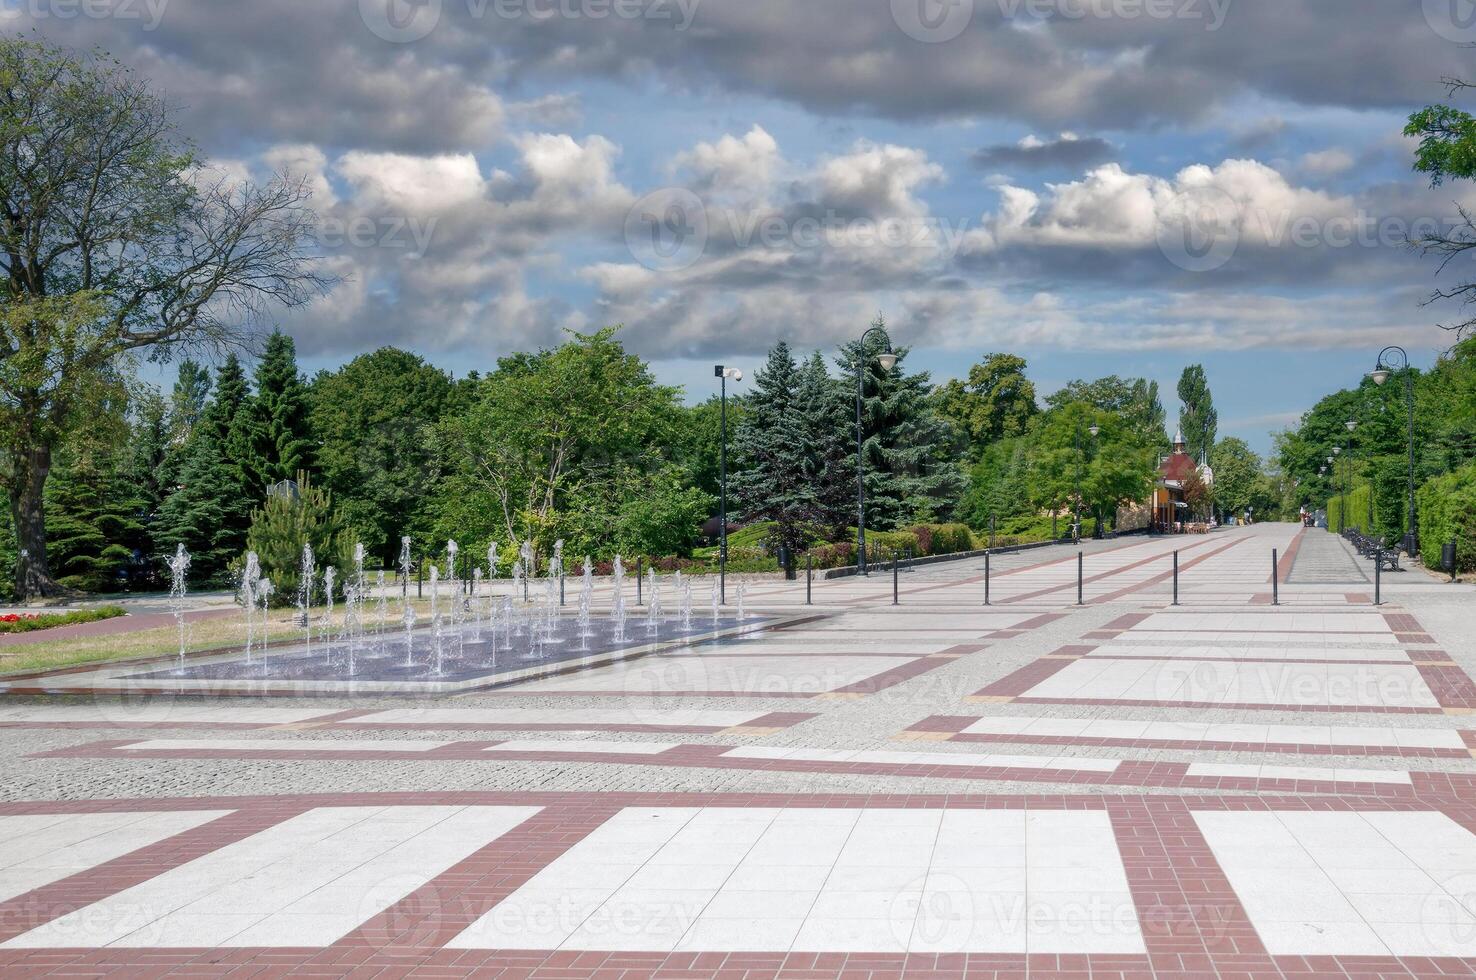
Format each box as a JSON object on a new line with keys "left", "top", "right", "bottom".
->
{"left": 125, "top": 615, "right": 758, "bottom": 687}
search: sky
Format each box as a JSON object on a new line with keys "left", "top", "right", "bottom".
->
{"left": 9, "top": 0, "right": 1474, "bottom": 455}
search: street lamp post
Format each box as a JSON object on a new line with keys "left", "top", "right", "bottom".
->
{"left": 853, "top": 326, "right": 898, "bottom": 575}
{"left": 714, "top": 365, "right": 743, "bottom": 604}
{"left": 1072, "top": 421, "right": 1100, "bottom": 542}
{"left": 1368, "top": 347, "right": 1418, "bottom": 554}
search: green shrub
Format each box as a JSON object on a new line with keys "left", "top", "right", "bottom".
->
{"left": 244, "top": 472, "right": 355, "bottom": 607}
{"left": 1417, "top": 462, "right": 1476, "bottom": 572}
{"left": 0, "top": 605, "right": 126, "bottom": 633}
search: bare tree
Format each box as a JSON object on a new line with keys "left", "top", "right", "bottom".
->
{"left": 0, "top": 37, "right": 332, "bottom": 599}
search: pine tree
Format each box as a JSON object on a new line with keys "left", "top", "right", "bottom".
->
{"left": 245, "top": 471, "right": 353, "bottom": 606}
{"left": 169, "top": 359, "right": 211, "bottom": 442}
{"left": 836, "top": 318, "right": 965, "bottom": 529}
{"left": 730, "top": 342, "right": 821, "bottom": 555}
{"left": 242, "top": 331, "right": 314, "bottom": 497}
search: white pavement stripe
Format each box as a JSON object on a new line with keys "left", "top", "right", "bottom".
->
{"left": 485, "top": 740, "right": 677, "bottom": 755}
{"left": 511, "top": 655, "right": 913, "bottom": 696}
{"left": 0, "top": 706, "right": 331, "bottom": 724}
{"left": 353, "top": 708, "right": 772, "bottom": 727}
{"left": 1185, "top": 763, "right": 1412, "bottom": 785}
{"left": 960, "top": 717, "right": 1467, "bottom": 750}
{"left": 0, "top": 811, "right": 231, "bottom": 905}
{"left": 450, "top": 807, "right": 1143, "bottom": 954}
{"left": 723, "top": 746, "right": 1121, "bottom": 774}
{"left": 4, "top": 805, "right": 539, "bottom": 949}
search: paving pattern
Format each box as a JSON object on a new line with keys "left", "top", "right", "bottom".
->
{"left": 2, "top": 525, "right": 1476, "bottom": 978}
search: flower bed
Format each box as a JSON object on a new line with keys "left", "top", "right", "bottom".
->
{"left": 0, "top": 606, "right": 128, "bottom": 634}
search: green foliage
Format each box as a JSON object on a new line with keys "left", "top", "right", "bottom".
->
{"left": 1210, "top": 437, "right": 1262, "bottom": 516}
{"left": 1177, "top": 365, "right": 1217, "bottom": 463}
{"left": 836, "top": 318, "right": 965, "bottom": 529}
{"left": 1327, "top": 483, "right": 1374, "bottom": 536}
{"left": 1028, "top": 402, "right": 1155, "bottom": 532}
{"left": 241, "top": 332, "right": 315, "bottom": 498}
{"left": 1416, "top": 461, "right": 1476, "bottom": 573}
{"left": 0, "top": 606, "right": 127, "bottom": 633}
{"left": 430, "top": 328, "right": 685, "bottom": 565}
{"left": 1046, "top": 376, "right": 1166, "bottom": 448}
{"left": 245, "top": 472, "right": 354, "bottom": 606}
{"left": 932, "top": 353, "right": 1038, "bottom": 454}
{"left": 309, "top": 348, "right": 454, "bottom": 566}
{"left": 0, "top": 508, "right": 16, "bottom": 602}
{"left": 1406, "top": 103, "right": 1476, "bottom": 186}
{"left": 668, "top": 396, "right": 745, "bottom": 499}
{"left": 961, "top": 437, "right": 1034, "bottom": 530}
{"left": 45, "top": 439, "right": 148, "bottom": 592}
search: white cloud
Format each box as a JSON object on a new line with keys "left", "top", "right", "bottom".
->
{"left": 336, "top": 151, "right": 488, "bottom": 213}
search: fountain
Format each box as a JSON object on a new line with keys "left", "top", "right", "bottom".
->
{"left": 710, "top": 577, "right": 721, "bottom": 624}
{"left": 646, "top": 567, "right": 661, "bottom": 636}
{"left": 168, "top": 543, "right": 191, "bottom": 673}
{"left": 399, "top": 537, "right": 415, "bottom": 667}
{"left": 241, "top": 551, "right": 261, "bottom": 663}
{"left": 446, "top": 541, "right": 465, "bottom": 666}
{"left": 736, "top": 582, "right": 747, "bottom": 621}
{"left": 471, "top": 568, "right": 484, "bottom": 640}
{"left": 256, "top": 579, "right": 274, "bottom": 671}
{"left": 322, "top": 566, "right": 337, "bottom": 659}
{"left": 611, "top": 555, "right": 627, "bottom": 642}
{"left": 298, "top": 543, "right": 315, "bottom": 658}
{"left": 430, "top": 566, "right": 443, "bottom": 675}
{"left": 578, "top": 556, "right": 594, "bottom": 648}
{"left": 678, "top": 571, "right": 693, "bottom": 632}
{"left": 375, "top": 570, "right": 388, "bottom": 654}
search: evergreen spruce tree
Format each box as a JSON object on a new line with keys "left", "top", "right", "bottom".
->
{"left": 128, "top": 392, "right": 172, "bottom": 589}
{"left": 836, "top": 318, "right": 965, "bottom": 529}
{"left": 793, "top": 352, "right": 853, "bottom": 535}
{"left": 169, "top": 360, "right": 211, "bottom": 441}
{"left": 44, "top": 441, "right": 147, "bottom": 591}
{"left": 730, "top": 342, "right": 820, "bottom": 555}
{"left": 153, "top": 355, "right": 257, "bottom": 580}
{"left": 242, "top": 331, "right": 314, "bottom": 497}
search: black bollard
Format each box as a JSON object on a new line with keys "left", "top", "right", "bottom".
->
{"left": 984, "top": 551, "right": 991, "bottom": 606}
{"left": 417, "top": 559, "right": 423, "bottom": 599}
{"left": 1172, "top": 551, "right": 1179, "bottom": 606}
{"left": 1272, "top": 549, "right": 1279, "bottom": 606}
{"left": 636, "top": 558, "right": 643, "bottom": 606}
{"left": 806, "top": 551, "right": 813, "bottom": 606}
{"left": 560, "top": 569, "right": 566, "bottom": 606}
{"left": 893, "top": 552, "right": 900, "bottom": 605}
{"left": 1077, "top": 552, "right": 1084, "bottom": 605}
{"left": 1374, "top": 552, "right": 1382, "bottom": 606}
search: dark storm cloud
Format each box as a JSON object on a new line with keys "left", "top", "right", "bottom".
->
{"left": 972, "top": 135, "right": 1116, "bottom": 170}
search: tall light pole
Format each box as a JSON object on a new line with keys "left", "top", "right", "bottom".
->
{"left": 1369, "top": 347, "right": 1418, "bottom": 554}
{"left": 1073, "top": 420, "right": 1100, "bottom": 542}
{"left": 714, "top": 366, "right": 743, "bottom": 604}
{"left": 853, "top": 326, "right": 898, "bottom": 575}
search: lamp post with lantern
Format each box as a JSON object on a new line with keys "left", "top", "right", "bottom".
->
{"left": 1368, "top": 347, "right": 1418, "bottom": 554}
{"left": 714, "top": 365, "right": 743, "bottom": 603}
{"left": 853, "top": 325, "right": 898, "bottom": 575}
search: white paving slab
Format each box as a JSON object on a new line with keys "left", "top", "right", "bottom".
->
{"left": 484, "top": 740, "right": 677, "bottom": 756}
{"left": 0, "top": 810, "right": 231, "bottom": 905}
{"left": 1195, "top": 810, "right": 1476, "bottom": 957}
{"left": 723, "top": 746, "right": 1121, "bottom": 774}
{"left": 1024, "top": 659, "right": 1440, "bottom": 709}
{"left": 450, "top": 807, "right": 1143, "bottom": 954}
{"left": 511, "top": 655, "right": 913, "bottom": 696}
{"left": 354, "top": 708, "right": 773, "bottom": 728}
{"left": 959, "top": 717, "right": 1467, "bottom": 750}
{"left": 1185, "top": 763, "right": 1412, "bottom": 785}
{"left": 5, "top": 805, "right": 539, "bottom": 949}
{"left": 0, "top": 705, "right": 332, "bottom": 724}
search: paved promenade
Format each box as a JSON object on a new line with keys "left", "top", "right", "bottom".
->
{"left": 2, "top": 524, "right": 1476, "bottom": 978}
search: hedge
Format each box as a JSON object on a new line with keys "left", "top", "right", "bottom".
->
{"left": 1416, "top": 461, "right": 1476, "bottom": 573}
{"left": 0, "top": 606, "right": 127, "bottom": 634}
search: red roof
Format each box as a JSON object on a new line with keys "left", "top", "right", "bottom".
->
{"left": 1159, "top": 451, "right": 1198, "bottom": 482}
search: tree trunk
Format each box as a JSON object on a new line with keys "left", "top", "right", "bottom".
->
{"left": 10, "top": 444, "right": 63, "bottom": 600}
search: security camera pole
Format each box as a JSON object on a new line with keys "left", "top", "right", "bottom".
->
{"left": 853, "top": 326, "right": 898, "bottom": 576}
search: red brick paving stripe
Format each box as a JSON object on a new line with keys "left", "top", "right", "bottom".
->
{"left": 1089, "top": 534, "right": 1253, "bottom": 605}
{"left": 1106, "top": 798, "right": 1272, "bottom": 976}
{"left": 339, "top": 804, "right": 623, "bottom": 948}
{"left": 1277, "top": 527, "right": 1306, "bottom": 582}
{"left": 1100, "top": 613, "right": 1153, "bottom": 632}
{"left": 0, "top": 804, "right": 309, "bottom": 944}
{"left": 905, "top": 715, "right": 977, "bottom": 734}
{"left": 827, "top": 654, "right": 957, "bottom": 695}
{"left": 972, "top": 657, "right": 1078, "bottom": 698}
